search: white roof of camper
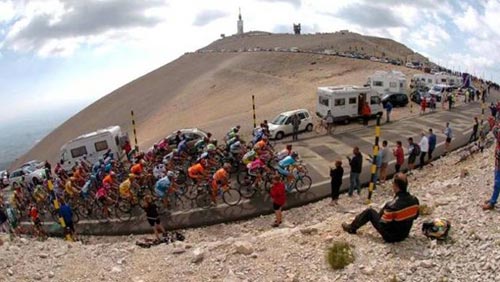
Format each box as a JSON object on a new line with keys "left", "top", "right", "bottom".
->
{"left": 67, "top": 125, "right": 121, "bottom": 144}
{"left": 317, "top": 85, "right": 372, "bottom": 94}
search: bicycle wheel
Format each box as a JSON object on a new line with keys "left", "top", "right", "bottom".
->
{"left": 239, "top": 183, "right": 257, "bottom": 199}
{"left": 223, "top": 188, "right": 241, "bottom": 206}
{"left": 294, "top": 175, "right": 312, "bottom": 193}
{"left": 115, "top": 204, "right": 132, "bottom": 221}
{"left": 195, "top": 190, "right": 212, "bottom": 208}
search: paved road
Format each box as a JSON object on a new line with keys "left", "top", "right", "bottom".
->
{"left": 40, "top": 91, "right": 497, "bottom": 235}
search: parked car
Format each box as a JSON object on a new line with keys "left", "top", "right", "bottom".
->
{"left": 428, "top": 84, "right": 453, "bottom": 102}
{"left": 9, "top": 166, "right": 46, "bottom": 186}
{"left": 268, "top": 109, "right": 314, "bottom": 140}
{"left": 21, "top": 160, "right": 44, "bottom": 170}
{"left": 381, "top": 93, "right": 409, "bottom": 107}
{"left": 410, "top": 90, "right": 432, "bottom": 104}
{"left": 163, "top": 128, "right": 212, "bottom": 147}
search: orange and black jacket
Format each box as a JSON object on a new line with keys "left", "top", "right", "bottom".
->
{"left": 379, "top": 191, "right": 420, "bottom": 242}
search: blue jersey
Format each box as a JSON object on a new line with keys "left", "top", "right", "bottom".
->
{"left": 279, "top": 156, "right": 296, "bottom": 168}
{"left": 155, "top": 176, "right": 171, "bottom": 193}
{"left": 177, "top": 140, "right": 187, "bottom": 152}
{"left": 59, "top": 204, "right": 73, "bottom": 224}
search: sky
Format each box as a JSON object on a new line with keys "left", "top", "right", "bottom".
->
{"left": 1, "top": 0, "right": 499, "bottom": 124}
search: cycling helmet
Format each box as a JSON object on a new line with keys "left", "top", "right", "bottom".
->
{"left": 110, "top": 171, "right": 116, "bottom": 177}
{"left": 207, "top": 144, "right": 216, "bottom": 152}
{"left": 422, "top": 218, "right": 451, "bottom": 240}
{"left": 167, "top": 171, "right": 175, "bottom": 178}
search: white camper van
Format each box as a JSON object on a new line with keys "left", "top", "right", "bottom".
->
{"left": 316, "top": 85, "right": 383, "bottom": 123}
{"left": 367, "top": 70, "right": 407, "bottom": 95}
{"left": 60, "top": 126, "right": 129, "bottom": 172}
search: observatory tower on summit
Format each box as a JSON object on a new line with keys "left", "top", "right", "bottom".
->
{"left": 237, "top": 8, "right": 244, "bottom": 35}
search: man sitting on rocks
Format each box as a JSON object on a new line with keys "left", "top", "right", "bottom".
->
{"left": 341, "top": 173, "right": 420, "bottom": 243}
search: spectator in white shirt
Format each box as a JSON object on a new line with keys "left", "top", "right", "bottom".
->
{"left": 419, "top": 132, "right": 429, "bottom": 169}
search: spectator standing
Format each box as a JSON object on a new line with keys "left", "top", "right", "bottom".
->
{"left": 489, "top": 102, "right": 497, "bottom": 118}
{"left": 44, "top": 161, "right": 52, "bottom": 178}
{"left": 483, "top": 122, "right": 500, "bottom": 210}
{"left": 384, "top": 101, "right": 393, "bottom": 123}
{"left": 325, "top": 110, "right": 334, "bottom": 134}
{"left": 407, "top": 137, "right": 419, "bottom": 174}
{"left": 329, "top": 160, "right": 344, "bottom": 205}
{"left": 0, "top": 205, "right": 8, "bottom": 233}
{"left": 419, "top": 132, "right": 429, "bottom": 168}
{"left": 428, "top": 129, "right": 437, "bottom": 161}
{"left": 469, "top": 117, "right": 479, "bottom": 143}
{"left": 379, "top": 140, "right": 390, "bottom": 184}
{"left": 290, "top": 114, "right": 300, "bottom": 141}
{"left": 58, "top": 199, "right": 76, "bottom": 240}
{"left": 443, "top": 122, "right": 453, "bottom": 155}
{"left": 420, "top": 98, "right": 427, "bottom": 115}
{"left": 341, "top": 173, "right": 420, "bottom": 243}
{"left": 142, "top": 195, "right": 166, "bottom": 240}
{"left": 270, "top": 175, "right": 286, "bottom": 227}
{"left": 393, "top": 141, "right": 404, "bottom": 173}
{"left": 362, "top": 103, "right": 371, "bottom": 127}
{"left": 347, "top": 147, "right": 363, "bottom": 196}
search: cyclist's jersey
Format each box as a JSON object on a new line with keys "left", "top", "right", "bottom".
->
{"left": 254, "top": 140, "right": 267, "bottom": 151}
{"left": 153, "top": 165, "right": 166, "bottom": 179}
{"left": 33, "top": 185, "right": 46, "bottom": 202}
{"left": 96, "top": 186, "right": 108, "bottom": 199}
{"left": 155, "top": 176, "right": 171, "bottom": 194}
{"left": 104, "top": 163, "right": 113, "bottom": 173}
{"left": 227, "top": 136, "right": 238, "bottom": 146}
{"left": 213, "top": 168, "right": 228, "bottom": 184}
{"left": 130, "top": 163, "right": 143, "bottom": 175}
{"left": 194, "top": 139, "right": 206, "bottom": 151}
{"left": 276, "top": 149, "right": 292, "bottom": 161}
{"left": 102, "top": 175, "right": 113, "bottom": 186}
{"left": 229, "top": 141, "right": 242, "bottom": 153}
{"left": 177, "top": 139, "right": 188, "bottom": 153}
{"left": 279, "top": 156, "right": 296, "bottom": 168}
{"left": 65, "top": 180, "right": 75, "bottom": 196}
{"left": 29, "top": 207, "right": 39, "bottom": 221}
{"left": 247, "top": 158, "right": 265, "bottom": 171}
{"left": 188, "top": 163, "right": 205, "bottom": 178}
{"left": 92, "top": 162, "right": 101, "bottom": 174}
{"left": 242, "top": 150, "right": 257, "bottom": 165}
{"left": 119, "top": 179, "right": 132, "bottom": 197}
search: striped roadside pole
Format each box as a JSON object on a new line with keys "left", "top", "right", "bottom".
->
{"left": 366, "top": 116, "right": 381, "bottom": 204}
{"left": 131, "top": 110, "right": 139, "bottom": 151}
{"left": 252, "top": 95, "right": 257, "bottom": 128}
{"left": 47, "top": 180, "right": 73, "bottom": 241}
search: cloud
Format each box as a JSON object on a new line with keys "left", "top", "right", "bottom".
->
{"left": 193, "top": 9, "right": 228, "bottom": 26}
{"left": 3, "top": 0, "right": 167, "bottom": 55}
{"left": 258, "top": 0, "right": 301, "bottom": 8}
{"left": 335, "top": 3, "right": 405, "bottom": 28}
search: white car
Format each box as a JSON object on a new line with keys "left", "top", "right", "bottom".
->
{"left": 9, "top": 166, "right": 46, "bottom": 186}
{"left": 268, "top": 109, "right": 314, "bottom": 140}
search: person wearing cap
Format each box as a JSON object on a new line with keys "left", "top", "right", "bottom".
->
{"left": 119, "top": 174, "right": 139, "bottom": 204}
{"left": 155, "top": 171, "right": 177, "bottom": 207}
{"left": 342, "top": 173, "right": 420, "bottom": 243}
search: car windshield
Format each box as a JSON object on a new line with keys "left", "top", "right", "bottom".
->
{"left": 271, "top": 114, "right": 288, "bottom": 125}
{"left": 23, "top": 167, "right": 34, "bottom": 173}
{"left": 431, "top": 86, "right": 442, "bottom": 92}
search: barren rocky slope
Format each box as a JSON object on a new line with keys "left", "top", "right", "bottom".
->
{"left": 2, "top": 143, "right": 499, "bottom": 282}
{"left": 14, "top": 32, "right": 424, "bottom": 168}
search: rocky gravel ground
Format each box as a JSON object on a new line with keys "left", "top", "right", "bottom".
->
{"left": 1, "top": 144, "right": 499, "bottom": 282}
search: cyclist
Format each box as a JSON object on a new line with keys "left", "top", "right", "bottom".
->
{"left": 119, "top": 174, "right": 139, "bottom": 204}
{"left": 102, "top": 171, "right": 118, "bottom": 189}
{"left": 211, "top": 163, "right": 231, "bottom": 204}
{"left": 130, "top": 161, "right": 144, "bottom": 176}
{"left": 277, "top": 152, "right": 300, "bottom": 190}
{"left": 95, "top": 184, "right": 112, "bottom": 219}
{"left": 188, "top": 159, "right": 209, "bottom": 185}
{"left": 154, "top": 171, "right": 177, "bottom": 207}
{"left": 176, "top": 137, "right": 190, "bottom": 159}
{"left": 276, "top": 144, "right": 293, "bottom": 161}
{"left": 64, "top": 177, "right": 81, "bottom": 201}
{"left": 242, "top": 148, "right": 257, "bottom": 165}
{"left": 153, "top": 163, "right": 166, "bottom": 179}
{"left": 225, "top": 125, "right": 240, "bottom": 142}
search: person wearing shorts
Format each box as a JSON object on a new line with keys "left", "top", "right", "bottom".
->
{"left": 270, "top": 175, "right": 286, "bottom": 227}
{"left": 142, "top": 195, "right": 166, "bottom": 241}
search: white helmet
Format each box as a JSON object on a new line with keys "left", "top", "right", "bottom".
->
{"left": 166, "top": 171, "right": 175, "bottom": 178}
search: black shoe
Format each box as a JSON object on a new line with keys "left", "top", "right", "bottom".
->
{"left": 341, "top": 223, "right": 356, "bottom": 234}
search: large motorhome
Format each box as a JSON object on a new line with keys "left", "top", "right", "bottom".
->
{"left": 60, "top": 126, "right": 129, "bottom": 172}
{"left": 316, "top": 85, "right": 383, "bottom": 123}
{"left": 366, "top": 70, "right": 407, "bottom": 95}
{"left": 413, "top": 72, "right": 462, "bottom": 89}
